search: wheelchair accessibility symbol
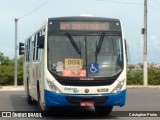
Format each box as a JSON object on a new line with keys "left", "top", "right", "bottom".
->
{"left": 88, "top": 63, "right": 99, "bottom": 73}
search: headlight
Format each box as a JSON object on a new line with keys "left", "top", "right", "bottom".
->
{"left": 111, "top": 79, "right": 125, "bottom": 93}
{"left": 46, "top": 80, "right": 62, "bottom": 93}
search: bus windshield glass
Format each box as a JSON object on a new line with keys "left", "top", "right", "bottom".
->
{"left": 48, "top": 33, "right": 123, "bottom": 78}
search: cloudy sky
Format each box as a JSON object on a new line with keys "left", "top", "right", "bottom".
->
{"left": 0, "top": 0, "right": 160, "bottom": 64}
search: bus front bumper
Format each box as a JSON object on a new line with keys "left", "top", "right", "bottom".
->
{"left": 44, "top": 90, "right": 126, "bottom": 107}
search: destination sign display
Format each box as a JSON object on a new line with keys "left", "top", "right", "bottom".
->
{"left": 60, "top": 22, "right": 110, "bottom": 31}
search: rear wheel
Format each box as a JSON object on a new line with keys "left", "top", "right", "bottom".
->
{"left": 94, "top": 106, "right": 113, "bottom": 115}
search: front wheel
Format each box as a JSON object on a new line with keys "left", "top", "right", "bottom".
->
{"left": 94, "top": 106, "right": 113, "bottom": 115}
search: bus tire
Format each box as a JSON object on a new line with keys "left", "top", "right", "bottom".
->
{"left": 27, "top": 79, "right": 33, "bottom": 104}
{"left": 94, "top": 106, "right": 113, "bottom": 115}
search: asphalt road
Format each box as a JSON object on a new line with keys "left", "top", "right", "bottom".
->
{"left": 0, "top": 88, "right": 160, "bottom": 120}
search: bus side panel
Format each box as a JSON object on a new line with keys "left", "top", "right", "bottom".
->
{"left": 24, "top": 40, "right": 32, "bottom": 97}
{"left": 29, "top": 41, "right": 34, "bottom": 99}
{"left": 39, "top": 25, "right": 47, "bottom": 106}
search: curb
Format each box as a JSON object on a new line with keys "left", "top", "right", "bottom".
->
{"left": 0, "top": 86, "right": 24, "bottom": 91}
{"left": 127, "top": 85, "right": 160, "bottom": 89}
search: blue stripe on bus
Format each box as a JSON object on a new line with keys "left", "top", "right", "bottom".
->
{"left": 44, "top": 89, "right": 126, "bottom": 107}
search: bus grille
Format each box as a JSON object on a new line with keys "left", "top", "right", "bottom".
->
{"left": 57, "top": 80, "right": 115, "bottom": 86}
{"left": 66, "top": 96, "right": 108, "bottom": 105}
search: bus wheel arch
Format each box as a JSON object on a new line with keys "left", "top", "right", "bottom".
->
{"left": 37, "top": 80, "right": 47, "bottom": 111}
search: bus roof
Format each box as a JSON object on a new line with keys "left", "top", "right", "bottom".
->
{"left": 48, "top": 16, "right": 120, "bottom": 22}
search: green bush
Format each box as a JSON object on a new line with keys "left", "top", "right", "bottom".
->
{"left": 127, "top": 70, "right": 143, "bottom": 85}
{"left": 127, "top": 68, "right": 160, "bottom": 85}
{"left": 148, "top": 68, "right": 160, "bottom": 85}
{"left": 0, "top": 76, "right": 14, "bottom": 85}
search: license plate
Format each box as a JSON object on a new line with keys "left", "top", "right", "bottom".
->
{"left": 80, "top": 101, "right": 94, "bottom": 107}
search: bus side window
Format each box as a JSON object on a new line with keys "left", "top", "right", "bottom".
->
{"left": 33, "top": 33, "right": 42, "bottom": 61}
{"left": 26, "top": 39, "right": 31, "bottom": 62}
{"left": 25, "top": 40, "right": 27, "bottom": 61}
{"left": 33, "top": 35, "right": 37, "bottom": 61}
{"left": 36, "top": 33, "right": 40, "bottom": 60}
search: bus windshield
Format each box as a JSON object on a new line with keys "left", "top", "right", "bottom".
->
{"left": 48, "top": 33, "right": 123, "bottom": 78}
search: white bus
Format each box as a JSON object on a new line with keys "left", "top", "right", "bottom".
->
{"left": 20, "top": 17, "right": 127, "bottom": 115}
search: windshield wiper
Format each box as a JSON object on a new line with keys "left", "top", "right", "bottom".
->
{"left": 96, "top": 33, "right": 105, "bottom": 55}
{"left": 65, "top": 32, "right": 81, "bottom": 55}
{"left": 95, "top": 33, "right": 105, "bottom": 63}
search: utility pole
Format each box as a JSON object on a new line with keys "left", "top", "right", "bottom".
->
{"left": 143, "top": 0, "right": 148, "bottom": 86}
{"left": 14, "top": 18, "right": 18, "bottom": 87}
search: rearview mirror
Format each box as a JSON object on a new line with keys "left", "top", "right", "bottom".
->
{"left": 37, "top": 36, "right": 44, "bottom": 48}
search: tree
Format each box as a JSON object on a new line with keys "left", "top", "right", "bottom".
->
{"left": 0, "top": 52, "right": 23, "bottom": 85}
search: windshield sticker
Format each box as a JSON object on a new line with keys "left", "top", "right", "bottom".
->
{"left": 65, "top": 58, "right": 83, "bottom": 69}
{"left": 63, "top": 69, "right": 86, "bottom": 77}
{"left": 56, "top": 62, "right": 63, "bottom": 72}
{"left": 88, "top": 63, "right": 99, "bottom": 73}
